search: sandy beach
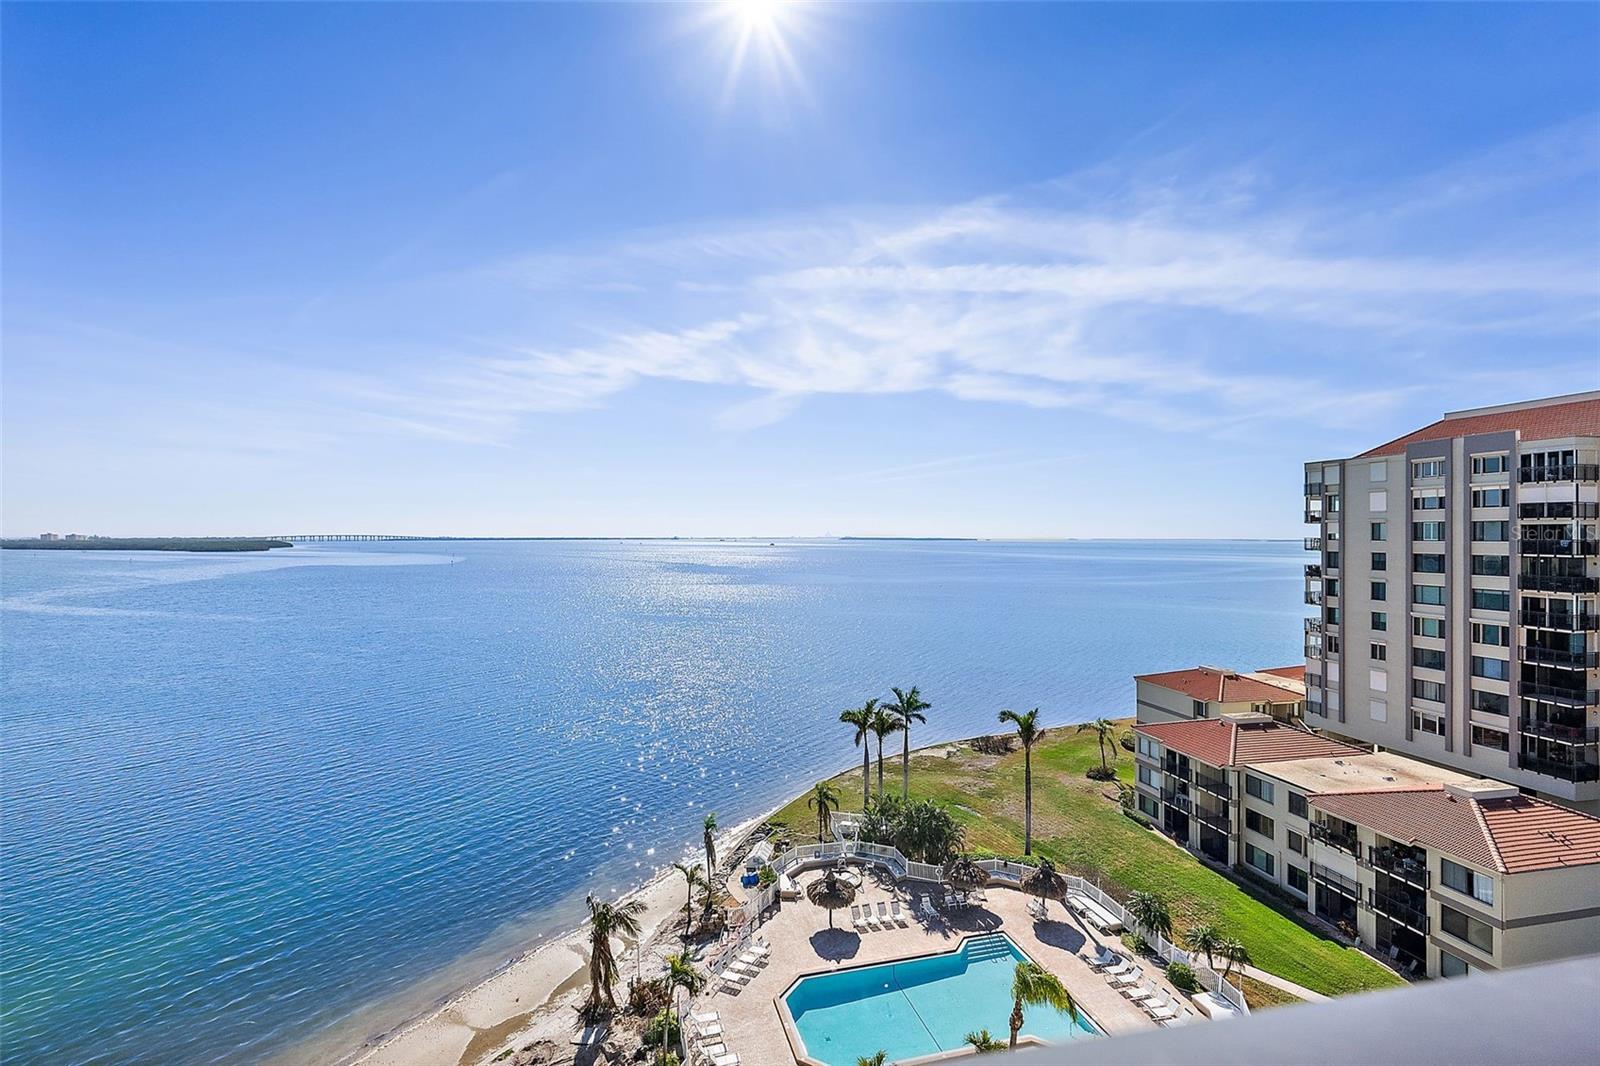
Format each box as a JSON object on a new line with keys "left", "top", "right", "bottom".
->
{"left": 338, "top": 813, "right": 771, "bottom": 1066}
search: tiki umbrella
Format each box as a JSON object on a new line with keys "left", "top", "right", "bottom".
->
{"left": 1021, "top": 858, "right": 1067, "bottom": 916}
{"left": 944, "top": 855, "right": 990, "bottom": 893}
{"left": 805, "top": 870, "right": 856, "bottom": 929}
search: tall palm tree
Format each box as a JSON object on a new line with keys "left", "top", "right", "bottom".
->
{"left": 868, "top": 707, "right": 902, "bottom": 798}
{"left": 1182, "top": 923, "right": 1225, "bottom": 971}
{"left": 664, "top": 949, "right": 705, "bottom": 1024}
{"left": 1008, "top": 961, "right": 1076, "bottom": 1050}
{"left": 840, "top": 699, "right": 877, "bottom": 811}
{"left": 581, "top": 894, "right": 646, "bottom": 1015}
{"left": 1220, "top": 938, "right": 1253, "bottom": 990}
{"left": 1077, "top": 718, "right": 1118, "bottom": 777}
{"left": 808, "top": 781, "right": 841, "bottom": 842}
{"left": 672, "top": 862, "right": 706, "bottom": 940}
{"left": 884, "top": 685, "right": 930, "bottom": 799}
{"left": 702, "top": 813, "right": 718, "bottom": 883}
{"left": 998, "top": 707, "right": 1043, "bottom": 854}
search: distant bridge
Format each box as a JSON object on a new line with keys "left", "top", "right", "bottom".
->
{"left": 276, "top": 534, "right": 429, "bottom": 543}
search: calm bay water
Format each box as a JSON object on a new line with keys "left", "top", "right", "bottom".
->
{"left": 1, "top": 539, "right": 1303, "bottom": 1064}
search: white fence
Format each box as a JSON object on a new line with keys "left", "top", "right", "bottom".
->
{"left": 714, "top": 840, "right": 1249, "bottom": 1016}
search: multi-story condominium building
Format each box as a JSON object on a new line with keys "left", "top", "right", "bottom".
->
{"left": 1133, "top": 717, "right": 1600, "bottom": 979}
{"left": 1134, "top": 665, "right": 1306, "bottom": 725}
{"left": 1303, "top": 392, "right": 1600, "bottom": 811}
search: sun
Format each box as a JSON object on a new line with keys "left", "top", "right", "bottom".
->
{"left": 704, "top": 0, "right": 815, "bottom": 103}
{"left": 730, "top": 0, "right": 786, "bottom": 36}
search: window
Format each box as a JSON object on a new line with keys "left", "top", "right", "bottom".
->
{"left": 1137, "top": 734, "right": 1160, "bottom": 758}
{"left": 1326, "top": 550, "right": 1340, "bottom": 571}
{"left": 1370, "top": 521, "right": 1387, "bottom": 542}
{"left": 1371, "top": 611, "right": 1388, "bottom": 631}
{"left": 1370, "top": 461, "right": 1388, "bottom": 483}
{"left": 1369, "top": 641, "right": 1387, "bottom": 661}
{"left": 1245, "top": 809, "right": 1275, "bottom": 838}
{"left": 1413, "top": 647, "right": 1445, "bottom": 671}
{"left": 1413, "top": 584, "right": 1446, "bottom": 606}
{"left": 1472, "top": 623, "right": 1509, "bottom": 646}
{"left": 1369, "top": 698, "right": 1387, "bottom": 722}
{"left": 1439, "top": 951, "right": 1469, "bottom": 978}
{"left": 1472, "top": 454, "right": 1507, "bottom": 475}
{"left": 1137, "top": 765, "right": 1160, "bottom": 788}
{"left": 1413, "top": 493, "right": 1446, "bottom": 511}
{"left": 1326, "top": 578, "right": 1340, "bottom": 598}
{"left": 1244, "top": 843, "right": 1275, "bottom": 877}
{"left": 1471, "top": 689, "right": 1509, "bottom": 716}
{"left": 1414, "top": 616, "right": 1445, "bottom": 639}
{"left": 1371, "top": 581, "right": 1387, "bottom": 601}
{"left": 1471, "top": 726, "right": 1508, "bottom": 752}
{"left": 1413, "top": 679, "right": 1446, "bottom": 703}
{"left": 1413, "top": 521, "right": 1446, "bottom": 541}
{"left": 1372, "top": 551, "right": 1387, "bottom": 571}
{"left": 1328, "top": 493, "right": 1341, "bottom": 513}
{"left": 1245, "top": 775, "right": 1275, "bottom": 803}
{"left": 1441, "top": 860, "right": 1495, "bottom": 905}
{"left": 1471, "top": 655, "right": 1508, "bottom": 680}
{"left": 1472, "top": 488, "right": 1509, "bottom": 508}
{"left": 1412, "top": 710, "right": 1445, "bottom": 735}
{"left": 1471, "top": 589, "right": 1510, "bottom": 612}
{"left": 1288, "top": 793, "right": 1308, "bottom": 819}
{"left": 1413, "top": 460, "right": 1445, "bottom": 479}
{"left": 1471, "top": 554, "right": 1509, "bottom": 577}
{"left": 1287, "top": 829, "right": 1306, "bottom": 855}
{"left": 1287, "top": 864, "right": 1309, "bottom": 894}
{"left": 1471, "top": 521, "right": 1509, "bottom": 542}
{"left": 1440, "top": 904, "right": 1494, "bottom": 954}
{"left": 1369, "top": 490, "right": 1387, "bottom": 513}
{"left": 1327, "top": 634, "right": 1341, "bottom": 654}
{"left": 1413, "top": 553, "right": 1446, "bottom": 573}
{"left": 1192, "top": 698, "right": 1207, "bottom": 719}
{"left": 1328, "top": 607, "right": 1341, "bottom": 626}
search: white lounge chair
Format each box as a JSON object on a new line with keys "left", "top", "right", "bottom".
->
{"left": 1086, "top": 947, "right": 1119, "bottom": 969}
{"left": 917, "top": 895, "right": 937, "bottom": 920}
{"left": 1101, "top": 958, "right": 1136, "bottom": 977}
{"left": 697, "top": 1022, "right": 724, "bottom": 1039}
{"left": 1122, "top": 982, "right": 1158, "bottom": 1003}
{"left": 864, "top": 905, "right": 884, "bottom": 932}
{"left": 891, "top": 899, "right": 910, "bottom": 926}
{"left": 721, "top": 968, "right": 750, "bottom": 984}
{"left": 748, "top": 942, "right": 770, "bottom": 957}
{"left": 1146, "top": 998, "right": 1180, "bottom": 1022}
{"left": 877, "top": 901, "right": 893, "bottom": 927}
{"left": 850, "top": 905, "right": 869, "bottom": 932}
{"left": 737, "top": 950, "right": 764, "bottom": 968}
{"left": 692, "top": 1011, "right": 720, "bottom": 1025}
{"left": 1110, "top": 967, "right": 1144, "bottom": 988}
{"left": 711, "top": 1054, "right": 739, "bottom": 1066}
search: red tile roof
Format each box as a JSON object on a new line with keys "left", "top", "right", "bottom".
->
{"left": 1310, "top": 787, "right": 1600, "bottom": 874}
{"left": 1133, "top": 718, "right": 1362, "bottom": 769}
{"left": 1134, "top": 666, "right": 1303, "bottom": 705}
{"left": 1357, "top": 395, "right": 1600, "bottom": 458}
{"left": 1257, "top": 665, "right": 1306, "bottom": 682}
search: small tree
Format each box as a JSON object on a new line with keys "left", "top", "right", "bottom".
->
{"left": 1008, "top": 961, "right": 1077, "bottom": 1050}
{"left": 1077, "top": 718, "right": 1120, "bottom": 780}
{"left": 1125, "top": 890, "right": 1173, "bottom": 944}
{"left": 702, "top": 812, "right": 719, "bottom": 882}
{"left": 808, "top": 780, "right": 841, "bottom": 842}
{"left": 964, "top": 1029, "right": 1005, "bottom": 1053}
{"left": 1182, "top": 923, "right": 1225, "bottom": 971}
{"left": 671, "top": 862, "right": 706, "bottom": 940}
{"left": 1220, "top": 938, "right": 1253, "bottom": 990}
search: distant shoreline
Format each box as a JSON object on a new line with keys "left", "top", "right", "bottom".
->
{"left": 1, "top": 538, "right": 292, "bottom": 552}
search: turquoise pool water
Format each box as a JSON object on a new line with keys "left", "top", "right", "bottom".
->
{"left": 784, "top": 934, "right": 1098, "bottom": 1065}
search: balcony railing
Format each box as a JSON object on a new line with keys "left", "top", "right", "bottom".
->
{"left": 1368, "top": 888, "right": 1429, "bottom": 933}
{"left": 1305, "top": 481, "right": 1326, "bottom": 497}
{"left": 1305, "top": 590, "right": 1324, "bottom": 606}
{"left": 1161, "top": 788, "right": 1192, "bottom": 813}
{"left": 1520, "top": 573, "right": 1600, "bottom": 594}
{"left": 1311, "top": 862, "right": 1362, "bottom": 899}
{"left": 1192, "top": 769, "right": 1231, "bottom": 799}
{"left": 1306, "top": 563, "right": 1323, "bottom": 579}
{"left": 1305, "top": 617, "right": 1324, "bottom": 635}
{"left": 1519, "top": 539, "right": 1600, "bottom": 557}
{"left": 1192, "top": 807, "right": 1230, "bottom": 832}
{"left": 1310, "top": 821, "right": 1360, "bottom": 856}
{"left": 1519, "top": 754, "right": 1600, "bottom": 782}
{"left": 1305, "top": 508, "right": 1325, "bottom": 524}
{"left": 1520, "top": 609, "right": 1600, "bottom": 631}
{"left": 1304, "top": 536, "right": 1323, "bottom": 552}
{"left": 1519, "top": 716, "right": 1600, "bottom": 745}
{"left": 1519, "top": 682, "right": 1600, "bottom": 707}
{"left": 1520, "top": 502, "right": 1600, "bottom": 520}
{"left": 1305, "top": 640, "right": 1324, "bottom": 660}
{"left": 1519, "top": 463, "right": 1600, "bottom": 484}
{"left": 1366, "top": 845, "right": 1430, "bottom": 889}
{"left": 1521, "top": 646, "right": 1600, "bottom": 669}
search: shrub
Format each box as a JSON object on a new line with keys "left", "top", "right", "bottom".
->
{"left": 1119, "top": 733, "right": 1136, "bottom": 752}
{"left": 856, "top": 795, "right": 964, "bottom": 865}
{"left": 1121, "top": 932, "right": 1151, "bottom": 956}
{"left": 1085, "top": 765, "right": 1119, "bottom": 781}
{"left": 645, "top": 1008, "right": 680, "bottom": 1048}
{"left": 970, "top": 734, "right": 1015, "bottom": 755}
{"left": 757, "top": 863, "right": 777, "bottom": 887}
{"left": 1166, "top": 962, "right": 1200, "bottom": 993}
{"left": 626, "top": 977, "right": 671, "bottom": 1016}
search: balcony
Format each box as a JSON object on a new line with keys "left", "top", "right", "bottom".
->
{"left": 1305, "top": 481, "right": 1326, "bottom": 497}
{"left": 1519, "top": 753, "right": 1600, "bottom": 782}
{"left": 1305, "top": 508, "right": 1325, "bottom": 524}
{"left": 1305, "top": 639, "right": 1324, "bottom": 660}
{"left": 1520, "top": 609, "right": 1600, "bottom": 631}
{"left": 1192, "top": 769, "right": 1231, "bottom": 799}
{"left": 1520, "top": 502, "right": 1600, "bottom": 520}
{"left": 1161, "top": 787, "right": 1192, "bottom": 813}
{"left": 1519, "top": 463, "right": 1600, "bottom": 484}
{"left": 1520, "top": 715, "right": 1600, "bottom": 745}
{"left": 1305, "top": 590, "right": 1324, "bottom": 606}
{"left": 1192, "top": 806, "right": 1230, "bottom": 833}
{"left": 1311, "top": 862, "right": 1362, "bottom": 899}
{"left": 1519, "top": 539, "right": 1600, "bottom": 557}
{"left": 1519, "top": 682, "right": 1600, "bottom": 708}
{"left": 1306, "top": 563, "right": 1322, "bottom": 579}
{"left": 1520, "top": 573, "right": 1600, "bottom": 594}
{"left": 1305, "top": 536, "right": 1323, "bottom": 552}
{"left": 1369, "top": 888, "right": 1429, "bottom": 934}
{"left": 1310, "top": 821, "right": 1360, "bottom": 856}
{"left": 1366, "top": 845, "right": 1429, "bottom": 889}
{"left": 1305, "top": 617, "right": 1324, "bottom": 635}
{"left": 1521, "top": 646, "right": 1600, "bottom": 669}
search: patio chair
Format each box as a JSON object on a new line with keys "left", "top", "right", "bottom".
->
{"left": 916, "top": 895, "right": 937, "bottom": 920}
{"left": 850, "top": 905, "right": 870, "bottom": 933}
{"left": 891, "top": 899, "right": 909, "bottom": 926}
{"left": 710, "top": 1054, "right": 740, "bottom": 1066}
{"left": 1122, "top": 981, "right": 1158, "bottom": 1003}
{"left": 1101, "top": 958, "right": 1136, "bottom": 978}
{"left": 864, "top": 905, "right": 884, "bottom": 932}
{"left": 736, "top": 950, "right": 765, "bottom": 968}
{"left": 697, "top": 1022, "right": 724, "bottom": 1040}
{"left": 877, "top": 901, "right": 893, "bottom": 927}
{"left": 1146, "top": 997, "right": 1180, "bottom": 1022}
{"left": 1110, "top": 967, "right": 1144, "bottom": 988}
{"left": 1085, "top": 947, "right": 1119, "bottom": 969}
{"left": 692, "top": 1011, "right": 720, "bottom": 1026}
{"left": 748, "top": 941, "right": 771, "bottom": 957}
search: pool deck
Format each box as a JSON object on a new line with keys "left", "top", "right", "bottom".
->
{"left": 699, "top": 865, "right": 1186, "bottom": 1065}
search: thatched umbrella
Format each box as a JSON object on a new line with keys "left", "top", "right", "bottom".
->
{"left": 944, "top": 855, "right": 990, "bottom": 894}
{"left": 805, "top": 869, "right": 856, "bottom": 929}
{"left": 1021, "top": 858, "right": 1068, "bottom": 916}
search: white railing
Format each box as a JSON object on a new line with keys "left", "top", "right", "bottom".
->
{"left": 722, "top": 841, "right": 1250, "bottom": 1015}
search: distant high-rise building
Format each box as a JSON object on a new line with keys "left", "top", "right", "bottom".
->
{"left": 1303, "top": 392, "right": 1600, "bottom": 811}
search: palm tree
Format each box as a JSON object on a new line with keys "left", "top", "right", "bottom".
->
{"left": 702, "top": 812, "right": 718, "bottom": 883}
{"left": 855, "top": 1053, "right": 887, "bottom": 1066}
{"left": 1220, "top": 938, "right": 1253, "bottom": 990}
{"left": 964, "top": 1029, "right": 1005, "bottom": 1053}
{"left": 868, "top": 707, "right": 902, "bottom": 798}
{"left": 1182, "top": 923, "right": 1225, "bottom": 971}
{"left": 1008, "top": 961, "right": 1077, "bottom": 1051}
{"left": 808, "top": 780, "right": 841, "bottom": 843}
{"left": 884, "top": 685, "right": 930, "bottom": 799}
{"left": 840, "top": 700, "right": 877, "bottom": 811}
{"left": 1077, "top": 718, "right": 1118, "bottom": 778}
{"left": 581, "top": 894, "right": 646, "bottom": 1015}
{"left": 672, "top": 862, "right": 706, "bottom": 940}
{"left": 998, "top": 707, "right": 1043, "bottom": 855}
{"left": 664, "top": 949, "right": 705, "bottom": 1023}
{"left": 1125, "top": 890, "right": 1173, "bottom": 944}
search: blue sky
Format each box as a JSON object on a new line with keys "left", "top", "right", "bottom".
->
{"left": 4, "top": 2, "right": 1597, "bottom": 538}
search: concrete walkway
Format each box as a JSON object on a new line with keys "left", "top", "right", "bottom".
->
{"left": 1237, "top": 964, "right": 1328, "bottom": 1002}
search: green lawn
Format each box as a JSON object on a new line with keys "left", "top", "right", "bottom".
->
{"left": 768, "top": 722, "right": 1402, "bottom": 999}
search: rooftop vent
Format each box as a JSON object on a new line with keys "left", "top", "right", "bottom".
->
{"left": 1445, "top": 780, "right": 1520, "bottom": 802}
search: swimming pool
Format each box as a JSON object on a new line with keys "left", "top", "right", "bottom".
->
{"left": 781, "top": 933, "right": 1099, "bottom": 1065}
